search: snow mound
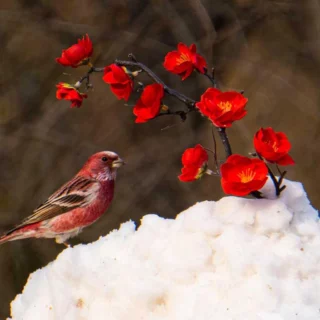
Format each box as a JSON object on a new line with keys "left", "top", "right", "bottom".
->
{"left": 8, "top": 179, "right": 320, "bottom": 320}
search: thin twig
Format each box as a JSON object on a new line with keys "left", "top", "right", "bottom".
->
{"left": 204, "top": 147, "right": 215, "bottom": 154}
{"left": 156, "top": 109, "right": 194, "bottom": 121}
{"left": 211, "top": 126, "right": 219, "bottom": 172}
{"left": 268, "top": 167, "right": 281, "bottom": 196}
{"left": 257, "top": 155, "right": 285, "bottom": 197}
{"left": 275, "top": 164, "right": 287, "bottom": 187}
{"left": 160, "top": 123, "right": 182, "bottom": 131}
{"left": 76, "top": 66, "right": 104, "bottom": 90}
{"left": 278, "top": 170, "right": 287, "bottom": 186}
{"left": 203, "top": 67, "right": 217, "bottom": 88}
{"left": 217, "top": 127, "right": 232, "bottom": 158}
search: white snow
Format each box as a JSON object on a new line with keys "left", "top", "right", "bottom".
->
{"left": 8, "top": 179, "right": 320, "bottom": 320}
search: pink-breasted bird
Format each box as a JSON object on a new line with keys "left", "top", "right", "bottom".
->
{"left": 0, "top": 151, "right": 124, "bottom": 246}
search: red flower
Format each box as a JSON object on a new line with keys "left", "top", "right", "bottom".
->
{"left": 196, "top": 88, "right": 248, "bottom": 127}
{"left": 133, "top": 84, "right": 164, "bottom": 123}
{"left": 163, "top": 43, "right": 207, "bottom": 80}
{"left": 254, "top": 127, "right": 294, "bottom": 165}
{"left": 56, "top": 83, "right": 87, "bottom": 108}
{"left": 56, "top": 34, "right": 93, "bottom": 68}
{"left": 179, "top": 144, "right": 208, "bottom": 182}
{"left": 220, "top": 155, "right": 268, "bottom": 196}
{"left": 102, "top": 64, "right": 133, "bottom": 101}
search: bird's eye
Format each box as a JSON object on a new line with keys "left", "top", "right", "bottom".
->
{"left": 101, "top": 156, "right": 108, "bottom": 162}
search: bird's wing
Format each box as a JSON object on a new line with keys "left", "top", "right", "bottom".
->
{"left": 22, "top": 176, "right": 99, "bottom": 226}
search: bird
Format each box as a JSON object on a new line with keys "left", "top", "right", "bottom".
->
{"left": 0, "top": 151, "right": 125, "bottom": 246}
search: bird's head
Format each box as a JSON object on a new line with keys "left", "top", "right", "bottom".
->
{"left": 81, "top": 151, "right": 125, "bottom": 181}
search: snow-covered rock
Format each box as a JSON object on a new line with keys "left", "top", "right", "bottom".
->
{"left": 8, "top": 179, "right": 320, "bottom": 320}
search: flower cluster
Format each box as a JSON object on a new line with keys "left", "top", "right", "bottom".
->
{"left": 55, "top": 36, "right": 295, "bottom": 198}
{"left": 180, "top": 126, "right": 294, "bottom": 196}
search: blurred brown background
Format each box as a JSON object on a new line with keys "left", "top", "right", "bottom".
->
{"left": 0, "top": 0, "right": 319, "bottom": 317}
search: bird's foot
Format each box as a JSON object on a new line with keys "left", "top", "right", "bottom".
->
{"left": 62, "top": 241, "right": 72, "bottom": 248}
{"left": 55, "top": 237, "right": 72, "bottom": 248}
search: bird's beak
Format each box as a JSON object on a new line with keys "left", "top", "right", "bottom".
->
{"left": 112, "top": 158, "right": 125, "bottom": 168}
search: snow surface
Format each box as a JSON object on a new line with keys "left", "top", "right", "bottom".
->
{"left": 8, "top": 179, "right": 320, "bottom": 320}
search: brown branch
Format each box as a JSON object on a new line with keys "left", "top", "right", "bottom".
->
{"left": 211, "top": 126, "right": 219, "bottom": 173}
{"left": 217, "top": 128, "right": 232, "bottom": 158}
{"left": 114, "top": 57, "right": 236, "bottom": 165}
{"left": 257, "top": 155, "right": 286, "bottom": 197}
{"left": 202, "top": 67, "right": 217, "bottom": 88}
{"left": 156, "top": 109, "right": 194, "bottom": 122}
{"left": 76, "top": 66, "right": 104, "bottom": 90}
{"left": 73, "top": 57, "right": 235, "bottom": 172}
{"left": 115, "top": 57, "right": 196, "bottom": 109}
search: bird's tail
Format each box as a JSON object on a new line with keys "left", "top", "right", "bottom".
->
{"left": 0, "top": 233, "right": 20, "bottom": 245}
{"left": 0, "top": 231, "right": 32, "bottom": 245}
{"left": 0, "top": 225, "right": 35, "bottom": 245}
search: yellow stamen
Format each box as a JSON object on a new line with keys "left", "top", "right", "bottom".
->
{"left": 176, "top": 53, "right": 190, "bottom": 64}
{"left": 272, "top": 141, "right": 278, "bottom": 151}
{"left": 218, "top": 101, "right": 232, "bottom": 112}
{"left": 237, "top": 168, "right": 256, "bottom": 183}
{"left": 121, "top": 66, "right": 129, "bottom": 73}
{"left": 195, "top": 164, "right": 207, "bottom": 179}
{"left": 161, "top": 105, "right": 169, "bottom": 112}
{"left": 265, "top": 140, "right": 279, "bottom": 151}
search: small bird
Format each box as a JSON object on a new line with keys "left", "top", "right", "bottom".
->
{"left": 0, "top": 151, "right": 124, "bottom": 246}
